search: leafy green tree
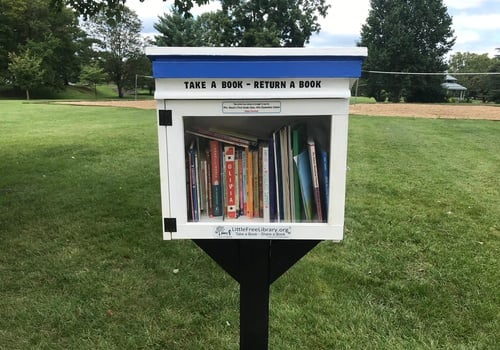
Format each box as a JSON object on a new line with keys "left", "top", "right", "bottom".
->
{"left": 448, "top": 52, "right": 492, "bottom": 100}
{"left": 222, "top": 0, "right": 329, "bottom": 47}
{"left": 79, "top": 63, "right": 107, "bottom": 98}
{"left": 122, "top": 53, "right": 153, "bottom": 93}
{"left": 0, "top": 0, "right": 89, "bottom": 88}
{"left": 83, "top": 5, "right": 145, "bottom": 98}
{"left": 487, "top": 49, "right": 500, "bottom": 103}
{"left": 155, "top": 0, "right": 329, "bottom": 48}
{"left": 51, "top": 0, "right": 208, "bottom": 18}
{"left": 154, "top": 7, "right": 204, "bottom": 46}
{"left": 8, "top": 50, "right": 45, "bottom": 100}
{"left": 359, "top": 0, "right": 455, "bottom": 102}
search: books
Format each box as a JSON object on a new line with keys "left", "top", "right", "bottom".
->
{"left": 308, "top": 137, "right": 323, "bottom": 222}
{"left": 185, "top": 125, "right": 329, "bottom": 222}
{"left": 224, "top": 145, "right": 237, "bottom": 219}
{"left": 209, "top": 140, "right": 223, "bottom": 217}
{"left": 294, "top": 150, "right": 314, "bottom": 221}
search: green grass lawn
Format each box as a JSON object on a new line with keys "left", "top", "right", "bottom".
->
{"left": 1, "top": 101, "right": 498, "bottom": 349}
{"left": 0, "top": 84, "right": 154, "bottom": 101}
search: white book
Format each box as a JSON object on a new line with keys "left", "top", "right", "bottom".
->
{"left": 262, "top": 145, "right": 270, "bottom": 222}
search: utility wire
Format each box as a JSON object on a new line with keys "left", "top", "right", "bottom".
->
{"left": 363, "top": 70, "right": 500, "bottom": 76}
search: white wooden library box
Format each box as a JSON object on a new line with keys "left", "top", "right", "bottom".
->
{"left": 146, "top": 47, "right": 367, "bottom": 240}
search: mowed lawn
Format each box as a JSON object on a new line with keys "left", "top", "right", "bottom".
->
{"left": 0, "top": 100, "right": 498, "bottom": 349}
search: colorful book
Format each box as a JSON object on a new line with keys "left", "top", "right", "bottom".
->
{"left": 188, "top": 139, "right": 199, "bottom": 222}
{"left": 252, "top": 148, "right": 259, "bottom": 217}
{"left": 209, "top": 140, "right": 223, "bottom": 217}
{"left": 268, "top": 138, "right": 277, "bottom": 222}
{"left": 280, "top": 126, "right": 291, "bottom": 221}
{"left": 273, "top": 128, "right": 283, "bottom": 221}
{"left": 258, "top": 143, "right": 265, "bottom": 218}
{"left": 224, "top": 145, "right": 237, "bottom": 219}
{"left": 205, "top": 148, "right": 213, "bottom": 217}
{"left": 307, "top": 137, "right": 323, "bottom": 222}
{"left": 293, "top": 150, "right": 314, "bottom": 221}
{"left": 292, "top": 124, "right": 306, "bottom": 221}
{"left": 245, "top": 149, "right": 253, "bottom": 218}
{"left": 317, "top": 148, "right": 329, "bottom": 220}
{"left": 262, "top": 144, "right": 270, "bottom": 222}
{"left": 235, "top": 149, "right": 241, "bottom": 216}
{"left": 186, "top": 127, "right": 258, "bottom": 148}
{"left": 241, "top": 149, "right": 247, "bottom": 216}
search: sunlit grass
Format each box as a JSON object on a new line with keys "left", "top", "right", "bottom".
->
{"left": 1, "top": 101, "right": 498, "bottom": 349}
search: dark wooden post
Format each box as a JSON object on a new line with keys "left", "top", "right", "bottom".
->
{"left": 193, "top": 239, "right": 321, "bottom": 350}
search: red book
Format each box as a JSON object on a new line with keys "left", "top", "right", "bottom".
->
{"left": 245, "top": 150, "right": 253, "bottom": 218}
{"left": 224, "top": 145, "right": 237, "bottom": 218}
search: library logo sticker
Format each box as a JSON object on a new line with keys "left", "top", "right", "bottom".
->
{"left": 222, "top": 101, "right": 281, "bottom": 114}
{"left": 214, "top": 225, "right": 292, "bottom": 238}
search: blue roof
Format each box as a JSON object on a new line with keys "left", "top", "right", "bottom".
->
{"left": 147, "top": 47, "right": 367, "bottom": 79}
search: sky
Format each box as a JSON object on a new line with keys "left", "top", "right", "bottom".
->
{"left": 127, "top": 0, "right": 500, "bottom": 58}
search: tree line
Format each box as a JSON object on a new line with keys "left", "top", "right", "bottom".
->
{"left": 0, "top": 0, "right": 152, "bottom": 99}
{"left": 1, "top": 0, "right": 499, "bottom": 102}
{"left": 0, "top": 0, "right": 328, "bottom": 99}
{"left": 359, "top": 0, "right": 500, "bottom": 103}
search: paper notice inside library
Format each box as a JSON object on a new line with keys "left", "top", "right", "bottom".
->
{"left": 222, "top": 101, "right": 281, "bottom": 114}
{"left": 213, "top": 225, "right": 292, "bottom": 239}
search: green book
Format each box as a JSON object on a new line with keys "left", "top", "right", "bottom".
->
{"left": 292, "top": 124, "right": 306, "bottom": 221}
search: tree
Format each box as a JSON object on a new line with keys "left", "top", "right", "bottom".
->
{"left": 83, "top": 5, "right": 145, "bottom": 98}
{"left": 8, "top": 50, "right": 45, "bottom": 100}
{"left": 154, "top": 7, "right": 204, "bottom": 46}
{"left": 359, "top": 0, "right": 455, "bottom": 102}
{"left": 51, "top": 0, "right": 208, "bottom": 18}
{"left": 79, "top": 63, "right": 107, "bottom": 98}
{"left": 1, "top": 0, "right": 90, "bottom": 88}
{"left": 448, "top": 52, "right": 492, "bottom": 100}
{"left": 222, "top": 0, "right": 329, "bottom": 47}
{"left": 487, "top": 49, "right": 500, "bottom": 103}
{"left": 154, "top": 0, "right": 329, "bottom": 48}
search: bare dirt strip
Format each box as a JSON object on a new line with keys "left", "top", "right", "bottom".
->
{"left": 350, "top": 103, "right": 500, "bottom": 120}
{"left": 58, "top": 100, "right": 500, "bottom": 121}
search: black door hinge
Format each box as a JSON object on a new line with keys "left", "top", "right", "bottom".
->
{"left": 164, "top": 218, "right": 177, "bottom": 232}
{"left": 159, "top": 110, "right": 172, "bottom": 126}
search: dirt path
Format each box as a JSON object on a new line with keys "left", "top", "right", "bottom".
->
{"left": 58, "top": 100, "right": 500, "bottom": 121}
{"left": 350, "top": 103, "right": 500, "bottom": 120}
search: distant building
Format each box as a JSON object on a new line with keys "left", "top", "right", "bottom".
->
{"left": 442, "top": 74, "right": 467, "bottom": 101}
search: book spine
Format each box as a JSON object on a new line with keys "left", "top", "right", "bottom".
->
{"left": 200, "top": 159, "right": 207, "bottom": 215}
{"left": 194, "top": 145, "right": 201, "bottom": 221}
{"left": 224, "top": 145, "right": 237, "bottom": 219}
{"left": 292, "top": 124, "right": 305, "bottom": 221}
{"left": 242, "top": 150, "right": 247, "bottom": 216}
{"left": 273, "top": 129, "right": 283, "bottom": 222}
{"left": 238, "top": 149, "right": 244, "bottom": 216}
{"left": 262, "top": 145, "right": 270, "bottom": 222}
{"left": 245, "top": 149, "right": 253, "bottom": 218}
{"left": 188, "top": 140, "right": 199, "bottom": 222}
{"left": 294, "top": 151, "right": 314, "bottom": 221}
{"left": 268, "top": 138, "right": 276, "bottom": 222}
{"left": 234, "top": 150, "right": 240, "bottom": 217}
{"left": 210, "top": 140, "right": 223, "bottom": 217}
{"left": 252, "top": 148, "right": 259, "bottom": 217}
{"left": 186, "top": 128, "right": 256, "bottom": 148}
{"left": 308, "top": 138, "right": 323, "bottom": 222}
{"left": 258, "top": 144, "right": 264, "bottom": 218}
{"left": 206, "top": 148, "right": 213, "bottom": 217}
{"left": 318, "top": 149, "right": 329, "bottom": 220}
{"left": 280, "top": 126, "right": 291, "bottom": 221}
{"left": 287, "top": 125, "right": 295, "bottom": 221}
